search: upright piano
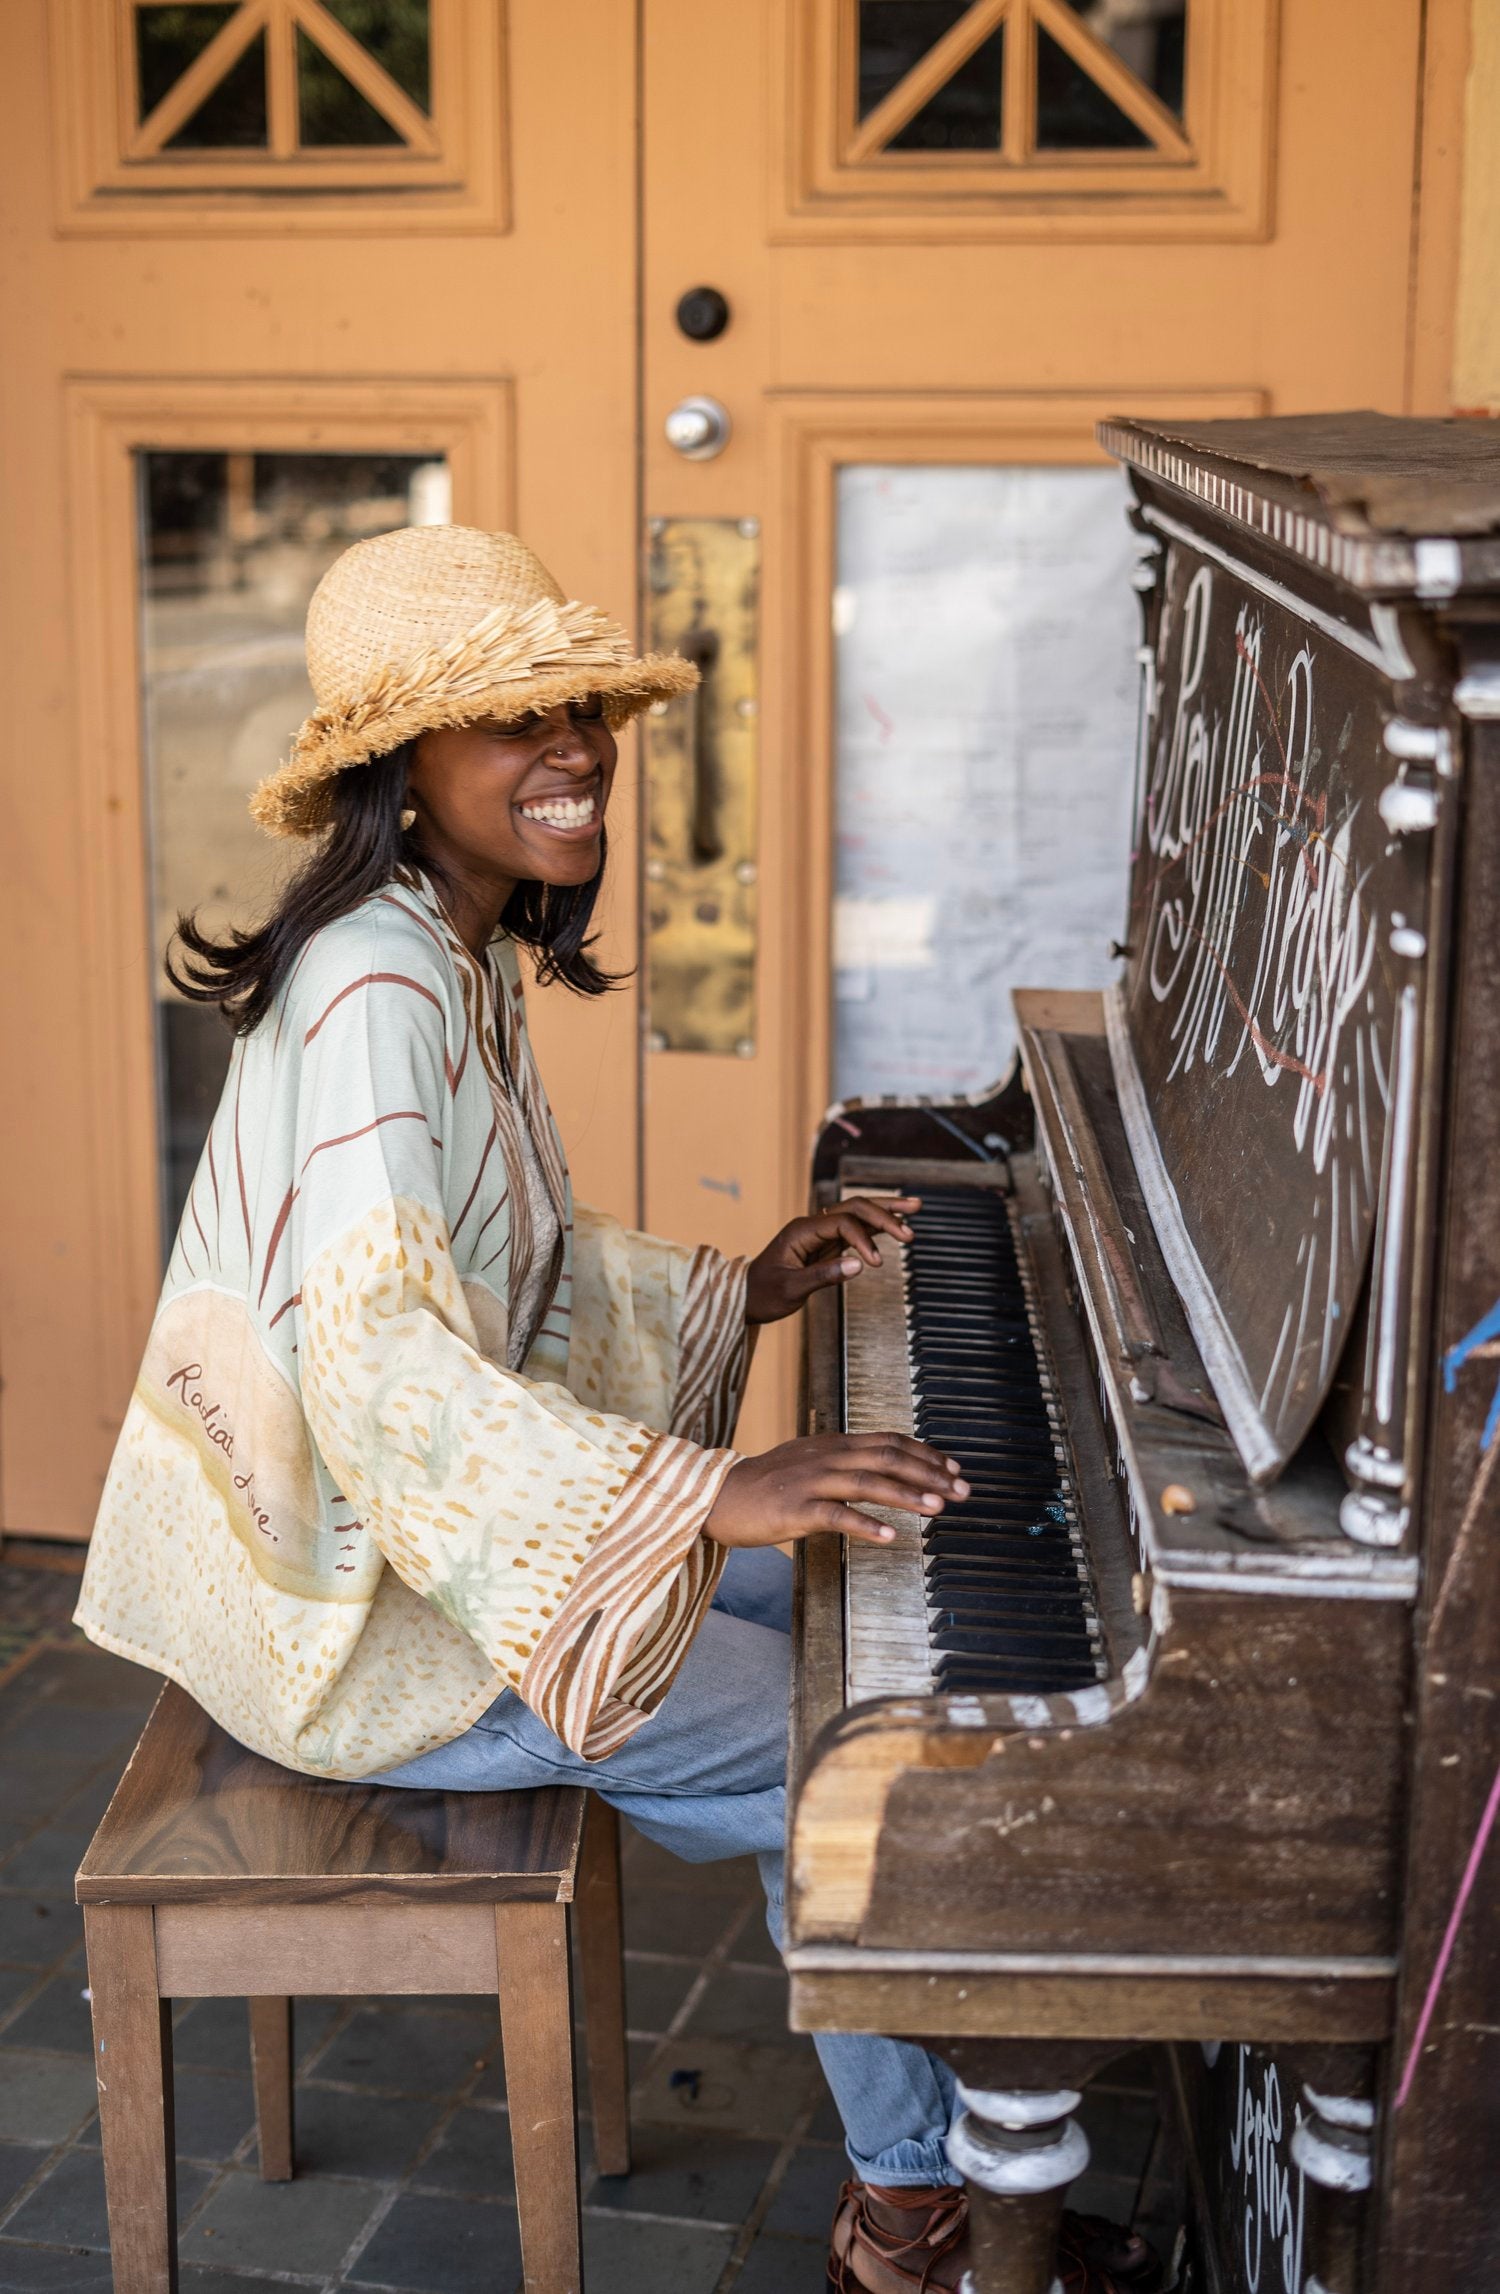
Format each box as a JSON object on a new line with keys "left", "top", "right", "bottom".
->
{"left": 788, "top": 415, "right": 1500, "bottom": 2294}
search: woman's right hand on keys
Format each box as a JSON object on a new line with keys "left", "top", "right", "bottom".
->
{"left": 703, "top": 1434, "right": 969, "bottom": 1549}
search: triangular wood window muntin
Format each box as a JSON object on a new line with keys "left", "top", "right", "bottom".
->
{"left": 850, "top": 0, "right": 1192, "bottom": 164}
{"left": 130, "top": 0, "right": 438, "bottom": 161}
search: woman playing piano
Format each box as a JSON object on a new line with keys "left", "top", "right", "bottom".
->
{"left": 76, "top": 526, "right": 1156, "bottom": 2294}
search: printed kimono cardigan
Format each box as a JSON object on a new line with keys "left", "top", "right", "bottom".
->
{"left": 75, "top": 873, "right": 748, "bottom": 1777}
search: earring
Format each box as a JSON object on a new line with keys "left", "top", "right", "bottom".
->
{"left": 400, "top": 807, "right": 416, "bottom": 831}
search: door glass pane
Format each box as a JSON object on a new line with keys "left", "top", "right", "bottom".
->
{"left": 858, "top": 2, "right": 974, "bottom": 118}
{"left": 139, "top": 450, "right": 450, "bottom": 1241}
{"left": 1035, "top": 27, "right": 1149, "bottom": 148}
{"left": 832, "top": 464, "right": 1139, "bottom": 1102}
{"left": 296, "top": 26, "right": 404, "bottom": 146}
{"left": 164, "top": 29, "right": 270, "bottom": 149}
{"left": 319, "top": 0, "right": 432, "bottom": 111}
{"left": 135, "top": 4, "right": 239, "bottom": 120}
{"left": 1059, "top": 0, "right": 1187, "bottom": 121}
{"left": 888, "top": 30, "right": 1003, "bottom": 151}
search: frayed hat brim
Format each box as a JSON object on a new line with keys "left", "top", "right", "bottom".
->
{"left": 252, "top": 650, "right": 698, "bottom": 839}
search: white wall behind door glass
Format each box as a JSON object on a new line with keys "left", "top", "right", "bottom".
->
{"left": 832, "top": 463, "right": 1140, "bottom": 1100}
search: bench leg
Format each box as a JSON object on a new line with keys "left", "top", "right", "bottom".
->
{"left": 248, "top": 1998, "right": 295, "bottom": 2181}
{"left": 496, "top": 1901, "right": 582, "bottom": 2294}
{"left": 575, "top": 1797, "right": 631, "bottom": 2177}
{"left": 84, "top": 1903, "right": 178, "bottom": 2294}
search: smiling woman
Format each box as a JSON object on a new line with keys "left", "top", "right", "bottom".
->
{"left": 406, "top": 697, "right": 618, "bottom": 964}
{"left": 75, "top": 516, "right": 986, "bottom": 2294}
{"left": 166, "top": 523, "right": 694, "bottom": 1032}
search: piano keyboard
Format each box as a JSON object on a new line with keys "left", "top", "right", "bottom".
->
{"left": 842, "top": 1184, "right": 1105, "bottom": 1703}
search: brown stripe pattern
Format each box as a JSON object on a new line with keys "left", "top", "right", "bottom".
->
{"left": 673, "top": 1246, "right": 752, "bottom": 1450}
{"left": 520, "top": 1432, "right": 734, "bottom": 1760}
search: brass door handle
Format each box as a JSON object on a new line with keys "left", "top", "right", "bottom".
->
{"left": 644, "top": 518, "right": 758, "bottom": 1056}
{"left": 680, "top": 626, "right": 724, "bottom": 863}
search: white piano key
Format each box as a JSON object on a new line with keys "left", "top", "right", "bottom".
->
{"left": 841, "top": 1220, "right": 934, "bottom": 1700}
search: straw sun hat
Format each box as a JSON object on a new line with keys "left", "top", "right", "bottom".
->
{"left": 251, "top": 524, "right": 699, "bottom": 838}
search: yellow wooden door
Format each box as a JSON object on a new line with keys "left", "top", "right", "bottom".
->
{"left": 0, "top": 2, "right": 1467, "bottom": 1534}
{"left": 639, "top": 0, "right": 1461, "bottom": 1449}
{"left": 0, "top": 0, "right": 641, "bottom": 1537}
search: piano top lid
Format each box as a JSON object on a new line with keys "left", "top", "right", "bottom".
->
{"left": 1099, "top": 411, "right": 1500, "bottom": 597}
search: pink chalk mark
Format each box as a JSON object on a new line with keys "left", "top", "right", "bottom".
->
{"left": 1394, "top": 1757, "right": 1500, "bottom": 2109}
{"left": 863, "top": 694, "right": 895, "bottom": 742}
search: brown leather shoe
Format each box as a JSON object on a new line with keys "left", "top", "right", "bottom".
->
{"left": 827, "top": 2180, "right": 970, "bottom": 2293}
{"left": 826, "top": 2185, "right": 1162, "bottom": 2294}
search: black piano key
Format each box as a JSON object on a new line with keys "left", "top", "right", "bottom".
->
{"left": 923, "top": 1552, "right": 1082, "bottom": 1584}
{"left": 932, "top": 1630, "right": 1095, "bottom": 1670}
{"left": 937, "top": 1498, "right": 1071, "bottom": 1527}
{"left": 914, "top": 1351, "right": 1042, "bottom": 1371}
{"left": 917, "top": 1381, "right": 1050, "bottom": 1401}
{"left": 929, "top": 1490, "right": 1069, "bottom": 1514}
{"left": 927, "top": 1523, "right": 1075, "bottom": 1553}
{"left": 924, "top": 1423, "right": 1057, "bottom": 1446}
{"left": 915, "top": 1361, "right": 1045, "bottom": 1384}
{"left": 932, "top": 1601, "right": 1093, "bottom": 1644}
{"left": 907, "top": 1283, "right": 1024, "bottom": 1303}
{"left": 923, "top": 1538, "right": 1078, "bottom": 1571}
{"left": 933, "top": 1530, "right": 1073, "bottom": 1557}
{"left": 922, "top": 1443, "right": 1061, "bottom": 1473}
{"left": 865, "top": 1186, "right": 1110, "bottom": 1699}
{"left": 933, "top": 1658, "right": 1101, "bottom": 1694}
{"left": 920, "top": 1412, "right": 1056, "bottom": 1441}
{"left": 924, "top": 1524, "right": 1076, "bottom": 1553}
{"left": 926, "top": 1583, "right": 1090, "bottom": 1622}
{"left": 924, "top": 1531, "right": 1080, "bottom": 1566}
{"left": 923, "top": 1435, "right": 1057, "bottom": 1463}
{"left": 920, "top": 1408, "right": 1054, "bottom": 1430}
{"left": 909, "top": 1336, "right": 1038, "bottom": 1359}
{"left": 932, "top": 1649, "right": 1101, "bottom": 1689}
{"left": 933, "top": 1494, "right": 1070, "bottom": 1520}
{"left": 923, "top": 1538, "right": 1079, "bottom": 1572}
{"left": 916, "top": 1382, "right": 1049, "bottom": 1404}
{"left": 926, "top": 1517, "right": 1073, "bottom": 1549}
{"left": 927, "top": 1597, "right": 1090, "bottom": 1631}
{"left": 927, "top": 1492, "right": 1070, "bottom": 1519}
{"left": 913, "top": 1269, "right": 1021, "bottom": 1289}
{"left": 909, "top": 1302, "right": 1024, "bottom": 1324}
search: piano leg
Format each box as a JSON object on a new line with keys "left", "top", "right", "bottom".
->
{"left": 1290, "top": 2065, "right": 1375, "bottom": 2294}
{"left": 946, "top": 2083, "right": 1089, "bottom": 2294}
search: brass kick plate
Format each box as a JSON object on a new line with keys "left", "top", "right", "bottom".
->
{"left": 644, "top": 517, "right": 759, "bottom": 1056}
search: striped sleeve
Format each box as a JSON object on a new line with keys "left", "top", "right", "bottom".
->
{"left": 672, "top": 1245, "right": 752, "bottom": 1450}
{"left": 520, "top": 1433, "right": 733, "bottom": 1758}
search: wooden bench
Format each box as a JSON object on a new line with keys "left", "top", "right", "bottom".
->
{"left": 76, "top": 1683, "right": 630, "bottom": 2294}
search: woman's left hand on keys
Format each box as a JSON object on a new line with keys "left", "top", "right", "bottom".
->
{"left": 744, "top": 1196, "right": 921, "bottom": 1325}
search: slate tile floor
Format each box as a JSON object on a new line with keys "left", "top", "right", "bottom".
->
{"left": 0, "top": 1571, "right": 1179, "bottom": 2293}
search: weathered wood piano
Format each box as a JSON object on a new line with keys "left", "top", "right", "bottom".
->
{"left": 788, "top": 415, "right": 1500, "bottom": 2294}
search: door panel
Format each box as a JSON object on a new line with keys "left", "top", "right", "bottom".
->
{"left": 0, "top": 0, "right": 638, "bottom": 1535}
{"left": 642, "top": 0, "right": 1428, "bottom": 1449}
{"left": 0, "top": 0, "right": 1451, "bottom": 1529}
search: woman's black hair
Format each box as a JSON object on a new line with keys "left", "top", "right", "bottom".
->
{"left": 168, "top": 741, "right": 620, "bottom": 1035}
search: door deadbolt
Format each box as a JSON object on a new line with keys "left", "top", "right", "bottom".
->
{"left": 665, "top": 396, "right": 732, "bottom": 461}
{"left": 676, "top": 286, "right": 731, "bottom": 341}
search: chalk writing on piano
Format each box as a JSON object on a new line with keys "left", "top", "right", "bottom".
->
{"left": 1120, "top": 540, "right": 1432, "bottom": 1471}
{"left": 1226, "top": 2047, "right": 1307, "bottom": 2294}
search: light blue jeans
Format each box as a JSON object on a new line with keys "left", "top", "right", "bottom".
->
{"left": 374, "top": 1547, "right": 959, "bottom": 2187}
